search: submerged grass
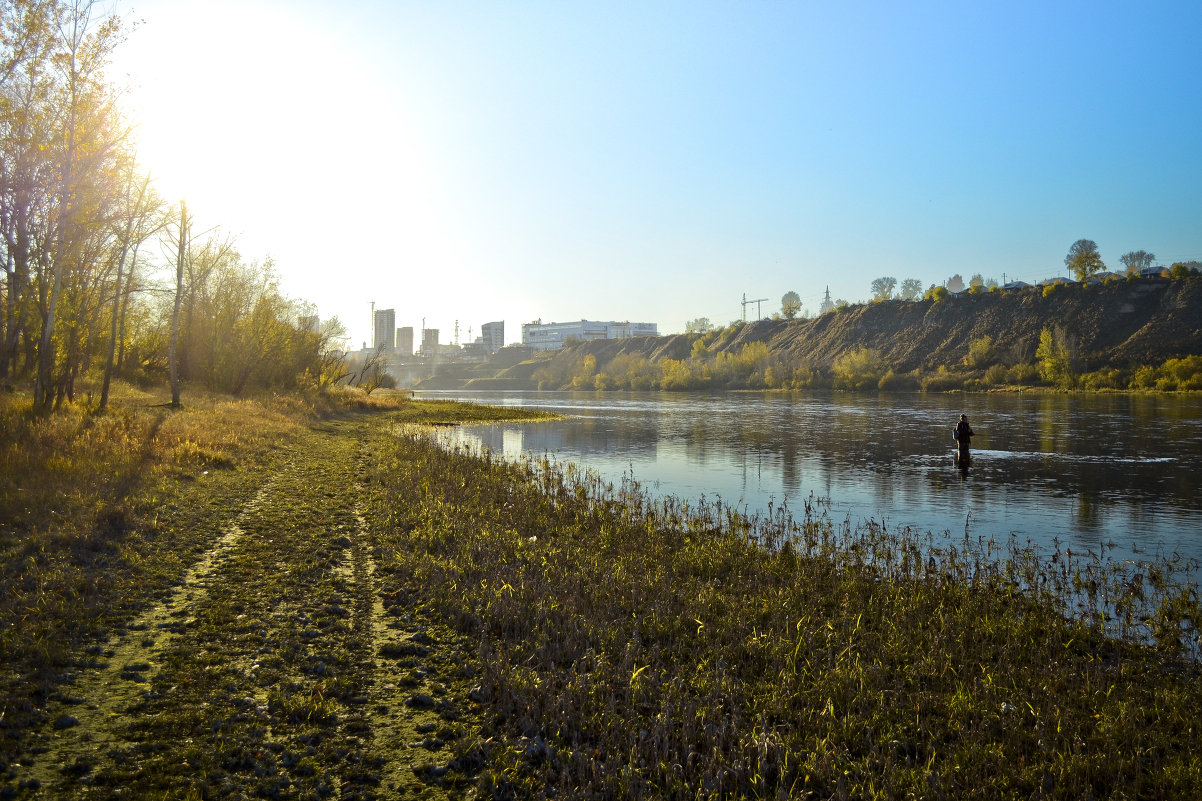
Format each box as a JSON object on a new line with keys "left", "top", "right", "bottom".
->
{"left": 362, "top": 430, "right": 1202, "bottom": 800}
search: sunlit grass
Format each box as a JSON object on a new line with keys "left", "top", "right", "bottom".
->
{"left": 0, "top": 383, "right": 548, "bottom": 777}
{"left": 364, "top": 430, "right": 1202, "bottom": 799}
{"left": 3, "top": 384, "right": 1197, "bottom": 798}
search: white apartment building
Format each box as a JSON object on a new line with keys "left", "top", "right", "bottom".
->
{"left": 521, "top": 319, "right": 658, "bottom": 351}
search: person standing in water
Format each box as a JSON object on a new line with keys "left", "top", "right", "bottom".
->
{"left": 954, "top": 414, "right": 974, "bottom": 461}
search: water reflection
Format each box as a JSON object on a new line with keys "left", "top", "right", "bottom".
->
{"left": 425, "top": 390, "right": 1202, "bottom": 564}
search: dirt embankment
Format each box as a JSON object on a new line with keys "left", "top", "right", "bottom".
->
{"left": 441, "top": 279, "right": 1202, "bottom": 389}
{"left": 719, "top": 277, "right": 1202, "bottom": 372}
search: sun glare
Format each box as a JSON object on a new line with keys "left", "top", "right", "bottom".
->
{"left": 116, "top": 4, "right": 331, "bottom": 207}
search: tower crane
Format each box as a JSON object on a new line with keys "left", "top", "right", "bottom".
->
{"left": 741, "top": 292, "right": 769, "bottom": 321}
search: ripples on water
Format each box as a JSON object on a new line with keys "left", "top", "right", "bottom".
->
{"left": 424, "top": 390, "right": 1202, "bottom": 565}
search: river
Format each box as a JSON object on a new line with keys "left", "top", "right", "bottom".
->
{"left": 422, "top": 390, "right": 1202, "bottom": 565}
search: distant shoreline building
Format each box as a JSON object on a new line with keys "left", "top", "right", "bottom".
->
{"left": 521, "top": 319, "right": 658, "bottom": 351}
{"left": 373, "top": 308, "right": 396, "bottom": 351}
{"left": 396, "top": 326, "right": 414, "bottom": 357}
{"left": 420, "top": 328, "right": 440, "bottom": 357}
{"left": 481, "top": 321, "right": 504, "bottom": 354}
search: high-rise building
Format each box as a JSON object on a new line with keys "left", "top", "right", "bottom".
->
{"left": 420, "top": 328, "right": 440, "bottom": 356}
{"left": 396, "top": 326, "right": 414, "bottom": 356}
{"left": 481, "top": 321, "right": 504, "bottom": 353}
{"left": 373, "top": 308, "right": 396, "bottom": 351}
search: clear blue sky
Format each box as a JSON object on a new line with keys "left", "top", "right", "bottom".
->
{"left": 114, "top": 0, "right": 1202, "bottom": 348}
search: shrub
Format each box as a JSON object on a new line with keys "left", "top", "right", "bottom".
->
{"left": 924, "top": 285, "right": 949, "bottom": 302}
{"left": 831, "top": 348, "right": 887, "bottom": 390}
{"left": 964, "top": 336, "right": 995, "bottom": 368}
{"left": 877, "top": 369, "right": 918, "bottom": 391}
{"left": 594, "top": 372, "right": 619, "bottom": 391}
{"left": 920, "top": 366, "right": 962, "bottom": 392}
{"left": 983, "top": 363, "right": 1009, "bottom": 385}
{"left": 1131, "top": 365, "right": 1158, "bottom": 389}
{"left": 1080, "top": 368, "right": 1124, "bottom": 390}
{"left": 789, "top": 365, "right": 828, "bottom": 389}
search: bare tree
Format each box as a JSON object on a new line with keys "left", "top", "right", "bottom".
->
{"left": 870, "top": 276, "right": 896, "bottom": 301}
{"left": 348, "top": 344, "right": 387, "bottom": 392}
{"left": 899, "top": 278, "right": 923, "bottom": 301}
{"left": 1119, "top": 250, "right": 1155, "bottom": 276}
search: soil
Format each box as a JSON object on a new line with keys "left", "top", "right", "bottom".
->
{"left": 2, "top": 417, "right": 485, "bottom": 800}
{"left": 450, "top": 277, "right": 1202, "bottom": 388}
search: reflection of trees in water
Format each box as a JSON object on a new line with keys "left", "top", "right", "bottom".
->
{"left": 447, "top": 391, "right": 1202, "bottom": 553}
{"left": 1073, "top": 488, "right": 1103, "bottom": 534}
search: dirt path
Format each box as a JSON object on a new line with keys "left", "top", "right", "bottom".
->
{"left": 6, "top": 419, "right": 484, "bottom": 800}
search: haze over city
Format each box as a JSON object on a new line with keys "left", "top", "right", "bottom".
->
{"left": 112, "top": 0, "right": 1202, "bottom": 349}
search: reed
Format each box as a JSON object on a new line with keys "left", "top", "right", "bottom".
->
{"left": 363, "top": 429, "right": 1202, "bottom": 799}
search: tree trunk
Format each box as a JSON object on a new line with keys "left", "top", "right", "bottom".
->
{"left": 100, "top": 173, "right": 149, "bottom": 411}
{"left": 168, "top": 199, "right": 187, "bottom": 408}
{"left": 115, "top": 242, "right": 139, "bottom": 376}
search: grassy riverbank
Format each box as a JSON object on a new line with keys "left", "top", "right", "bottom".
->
{"left": 2, "top": 385, "right": 1200, "bottom": 798}
{"left": 0, "top": 385, "right": 549, "bottom": 797}
{"left": 362, "top": 432, "right": 1202, "bottom": 799}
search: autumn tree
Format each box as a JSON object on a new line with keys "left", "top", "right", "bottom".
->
{"left": 0, "top": 1, "right": 131, "bottom": 409}
{"left": 945, "top": 274, "right": 965, "bottom": 293}
{"left": 35, "top": 2, "right": 128, "bottom": 410}
{"left": 1065, "top": 239, "right": 1105, "bottom": 281}
{"left": 1036, "top": 325, "right": 1078, "bottom": 387}
{"left": 781, "top": 291, "right": 801, "bottom": 319}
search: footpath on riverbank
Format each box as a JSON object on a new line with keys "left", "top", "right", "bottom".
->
{"left": 1, "top": 403, "right": 510, "bottom": 799}
{"left": 2, "top": 389, "right": 1200, "bottom": 799}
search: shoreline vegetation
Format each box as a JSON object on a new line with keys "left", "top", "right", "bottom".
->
{"left": 524, "top": 336, "right": 1202, "bottom": 395}
{"left": 416, "top": 274, "right": 1202, "bottom": 395}
{"left": 2, "top": 385, "right": 1201, "bottom": 798}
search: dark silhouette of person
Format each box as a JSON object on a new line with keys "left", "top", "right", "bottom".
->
{"left": 954, "top": 414, "right": 974, "bottom": 465}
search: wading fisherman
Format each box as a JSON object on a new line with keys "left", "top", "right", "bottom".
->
{"left": 953, "top": 414, "right": 973, "bottom": 462}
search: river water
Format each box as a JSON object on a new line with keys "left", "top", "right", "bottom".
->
{"left": 423, "top": 390, "right": 1202, "bottom": 565}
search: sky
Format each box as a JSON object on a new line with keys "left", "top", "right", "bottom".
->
{"left": 109, "top": 0, "right": 1202, "bottom": 350}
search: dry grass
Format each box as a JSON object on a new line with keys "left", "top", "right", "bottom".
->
{"left": 363, "top": 430, "right": 1202, "bottom": 800}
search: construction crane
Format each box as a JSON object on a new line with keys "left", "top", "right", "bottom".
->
{"left": 741, "top": 292, "right": 769, "bottom": 321}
